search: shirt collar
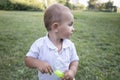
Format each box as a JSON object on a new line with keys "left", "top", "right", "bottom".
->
{"left": 45, "top": 34, "right": 69, "bottom": 50}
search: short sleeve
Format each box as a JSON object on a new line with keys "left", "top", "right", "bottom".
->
{"left": 26, "top": 41, "right": 40, "bottom": 59}
{"left": 70, "top": 43, "right": 79, "bottom": 62}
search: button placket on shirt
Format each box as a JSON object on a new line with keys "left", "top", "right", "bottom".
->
{"left": 54, "top": 49, "right": 67, "bottom": 73}
{"left": 54, "top": 48, "right": 59, "bottom": 56}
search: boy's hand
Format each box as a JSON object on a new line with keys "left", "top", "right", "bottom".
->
{"left": 36, "top": 60, "right": 53, "bottom": 74}
{"left": 25, "top": 57, "right": 53, "bottom": 74}
{"left": 62, "top": 70, "right": 74, "bottom": 80}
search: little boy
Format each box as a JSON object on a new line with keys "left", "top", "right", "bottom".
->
{"left": 25, "top": 3, "right": 79, "bottom": 80}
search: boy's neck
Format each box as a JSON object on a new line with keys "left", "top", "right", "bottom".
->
{"left": 48, "top": 32, "right": 63, "bottom": 52}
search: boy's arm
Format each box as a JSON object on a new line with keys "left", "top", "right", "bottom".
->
{"left": 69, "top": 60, "right": 79, "bottom": 76}
{"left": 62, "top": 61, "right": 79, "bottom": 80}
{"left": 25, "top": 56, "right": 53, "bottom": 74}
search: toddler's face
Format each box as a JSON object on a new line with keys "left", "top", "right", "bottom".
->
{"left": 57, "top": 12, "right": 74, "bottom": 39}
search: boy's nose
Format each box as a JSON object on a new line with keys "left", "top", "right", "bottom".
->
{"left": 72, "top": 27, "right": 75, "bottom": 32}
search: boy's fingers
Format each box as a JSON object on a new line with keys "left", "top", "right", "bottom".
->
{"left": 41, "top": 70, "right": 45, "bottom": 74}
{"left": 47, "top": 66, "right": 53, "bottom": 74}
{"left": 45, "top": 68, "right": 48, "bottom": 73}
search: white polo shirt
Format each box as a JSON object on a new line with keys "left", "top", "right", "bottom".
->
{"left": 26, "top": 35, "right": 79, "bottom": 80}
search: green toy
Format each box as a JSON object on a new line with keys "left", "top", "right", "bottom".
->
{"left": 54, "top": 70, "right": 64, "bottom": 78}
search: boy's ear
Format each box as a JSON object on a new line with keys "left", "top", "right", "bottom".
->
{"left": 51, "top": 22, "right": 59, "bottom": 32}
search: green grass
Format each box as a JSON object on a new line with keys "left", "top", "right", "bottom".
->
{"left": 0, "top": 10, "right": 120, "bottom": 80}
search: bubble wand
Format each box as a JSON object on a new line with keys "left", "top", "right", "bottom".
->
{"left": 54, "top": 70, "right": 64, "bottom": 78}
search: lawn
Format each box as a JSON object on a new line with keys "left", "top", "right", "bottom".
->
{"left": 0, "top": 10, "right": 120, "bottom": 80}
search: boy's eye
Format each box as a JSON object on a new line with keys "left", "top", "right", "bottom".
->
{"left": 68, "top": 22, "right": 73, "bottom": 26}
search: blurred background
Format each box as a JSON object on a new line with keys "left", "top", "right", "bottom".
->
{"left": 0, "top": 0, "right": 120, "bottom": 12}
{"left": 0, "top": 0, "right": 120, "bottom": 80}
